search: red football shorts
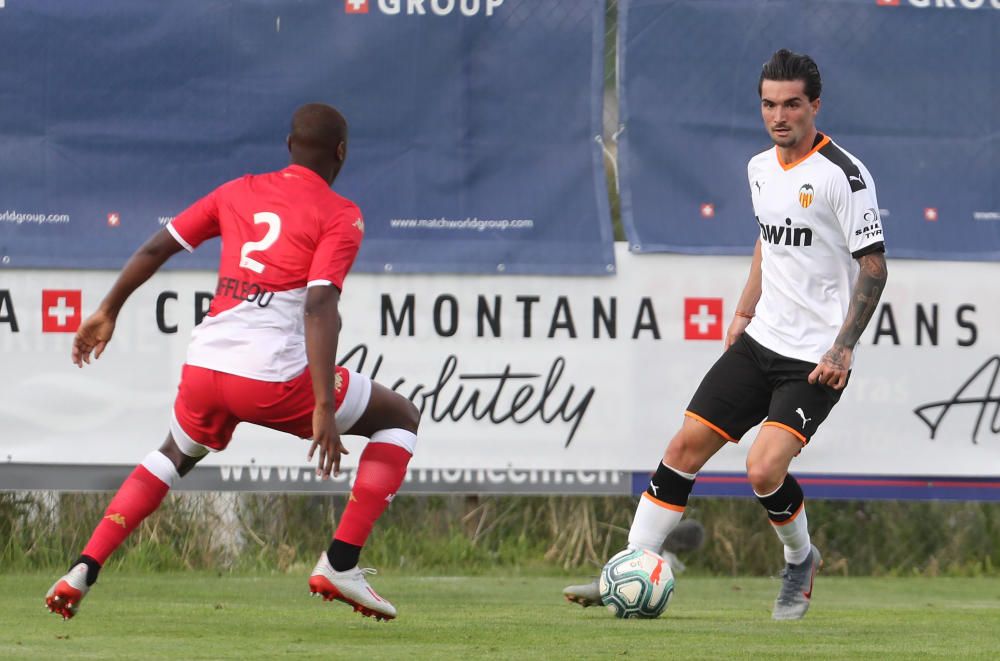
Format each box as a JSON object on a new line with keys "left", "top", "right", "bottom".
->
{"left": 170, "top": 364, "right": 372, "bottom": 455}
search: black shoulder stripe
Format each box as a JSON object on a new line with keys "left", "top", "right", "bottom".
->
{"left": 818, "top": 141, "right": 867, "bottom": 192}
{"left": 852, "top": 241, "right": 885, "bottom": 259}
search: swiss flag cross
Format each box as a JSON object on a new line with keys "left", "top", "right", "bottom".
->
{"left": 876, "top": 0, "right": 900, "bottom": 6}
{"left": 345, "top": 0, "right": 369, "bottom": 13}
{"left": 684, "top": 298, "right": 723, "bottom": 341}
{"left": 700, "top": 203, "right": 715, "bottom": 219}
{"left": 107, "top": 212, "right": 120, "bottom": 227}
{"left": 42, "top": 290, "right": 82, "bottom": 333}
{"left": 924, "top": 207, "right": 939, "bottom": 222}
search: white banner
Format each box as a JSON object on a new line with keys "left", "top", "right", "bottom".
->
{"left": 1, "top": 245, "right": 998, "bottom": 479}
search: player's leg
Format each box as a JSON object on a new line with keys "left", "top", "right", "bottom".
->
{"left": 306, "top": 369, "right": 418, "bottom": 620}
{"left": 626, "top": 417, "right": 726, "bottom": 553}
{"left": 747, "top": 425, "right": 810, "bottom": 563}
{"left": 44, "top": 433, "right": 210, "bottom": 619}
{"left": 563, "top": 421, "right": 725, "bottom": 607}
{"left": 326, "top": 377, "right": 418, "bottom": 573}
{"left": 746, "top": 425, "right": 821, "bottom": 620}
{"left": 628, "top": 334, "right": 771, "bottom": 555}
{"left": 750, "top": 369, "right": 844, "bottom": 620}
{"left": 45, "top": 365, "right": 231, "bottom": 619}
{"left": 566, "top": 336, "right": 769, "bottom": 608}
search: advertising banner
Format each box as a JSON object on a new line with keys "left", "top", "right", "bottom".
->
{"left": 0, "top": 0, "right": 614, "bottom": 274}
{"left": 2, "top": 246, "right": 998, "bottom": 498}
{"left": 617, "top": 0, "right": 999, "bottom": 260}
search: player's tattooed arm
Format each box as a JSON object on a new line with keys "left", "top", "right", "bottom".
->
{"left": 810, "top": 251, "right": 887, "bottom": 389}
{"left": 834, "top": 251, "right": 888, "bottom": 351}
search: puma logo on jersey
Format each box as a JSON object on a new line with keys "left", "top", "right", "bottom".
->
{"left": 847, "top": 173, "right": 867, "bottom": 192}
{"left": 353, "top": 218, "right": 365, "bottom": 232}
{"left": 757, "top": 217, "right": 813, "bottom": 247}
{"left": 795, "top": 407, "right": 812, "bottom": 428}
{"left": 385, "top": 493, "right": 396, "bottom": 504}
{"left": 754, "top": 180, "right": 762, "bottom": 194}
{"left": 648, "top": 481, "right": 659, "bottom": 497}
{"left": 104, "top": 513, "right": 127, "bottom": 528}
{"left": 335, "top": 371, "right": 344, "bottom": 394}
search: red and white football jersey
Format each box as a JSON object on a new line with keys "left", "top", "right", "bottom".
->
{"left": 167, "top": 164, "right": 364, "bottom": 381}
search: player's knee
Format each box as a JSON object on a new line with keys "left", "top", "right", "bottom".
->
{"left": 158, "top": 435, "right": 202, "bottom": 477}
{"left": 745, "top": 457, "right": 783, "bottom": 494}
{"left": 662, "top": 441, "right": 688, "bottom": 470}
{"left": 398, "top": 396, "right": 420, "bottom": 433}
{"left": 663, "top": 431, "right": 709, "bottom": 474}
{"left": 376, "top": 389, "right": 420, "bottom": 434}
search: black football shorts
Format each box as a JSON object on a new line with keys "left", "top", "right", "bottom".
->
{"left": 686, "top": 333, "right": 848, "bottom": 445}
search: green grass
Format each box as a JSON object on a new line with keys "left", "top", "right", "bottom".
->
{"left": 2, "top": 573, "right": 999, "bottom": 660}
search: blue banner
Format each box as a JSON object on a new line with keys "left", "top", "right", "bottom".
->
{"left": 617, "top": 0, "right": 999, "bottom": 261}
{"left": 0, "top": 0, "right": 614, "bottom": 274}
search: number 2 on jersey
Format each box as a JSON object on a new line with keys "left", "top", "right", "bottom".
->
{"left": 240, "top": 212, "right": 281, "bottom": 274}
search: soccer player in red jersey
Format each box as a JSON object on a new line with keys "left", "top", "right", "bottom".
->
{"left": 45, "top": 104, "right": 416, "bottom": 621}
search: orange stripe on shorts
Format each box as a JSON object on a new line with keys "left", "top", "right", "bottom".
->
{"left": 762, "top": 420, "right": 808, "bottom": 445}
{"left": 684, "top": 411, "right": 737, "bottom": 443}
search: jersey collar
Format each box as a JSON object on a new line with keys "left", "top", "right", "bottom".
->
{"left": 282, "top": 164, "right": 330, "bottom": 187}
{"left": 775, "top": 132, "right": 829, "bottom": 171}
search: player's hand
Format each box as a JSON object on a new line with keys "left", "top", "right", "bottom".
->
{"left": 724, "top": 315, "right": 752, "bottom": 350}
{"left": 72, "top": 309, "right": 117, "bottom": 367}
{"left": 809, "top": 345, "right": 852, "bottom": 390}
{"left": 307, "top": 404, "right": 349, "bottom": 480}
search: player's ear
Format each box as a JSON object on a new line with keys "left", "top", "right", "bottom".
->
{"left": 337, "top": 141, "right": 347, "bottom": 163}
{"left": 811, "top": 97, "right": 821, "bottom": 116}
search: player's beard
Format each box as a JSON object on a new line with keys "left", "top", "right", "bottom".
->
{"left": 769, "top": 126, "right": 798, "bottom": 148}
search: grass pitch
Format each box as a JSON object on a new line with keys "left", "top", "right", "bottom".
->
{"left": 2, "top": 572, "right": 998, "bottom": 660}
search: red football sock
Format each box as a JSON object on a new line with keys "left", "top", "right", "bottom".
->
{"left": 333, "top": 442, "right": 411, "bottom": 547}
{"left": 81, "top": 464, "right": 172, "bottom": 565}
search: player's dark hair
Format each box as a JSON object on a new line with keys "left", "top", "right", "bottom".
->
{"left": 758, "top": 49, "right": 822, "bottom": 101}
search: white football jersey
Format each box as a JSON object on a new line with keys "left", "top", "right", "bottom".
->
{"left": 744, "top": 133, "right": 885, "bottom": 365}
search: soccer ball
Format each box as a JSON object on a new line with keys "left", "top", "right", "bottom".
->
{"left": 599, "top": 548, "right": 675, "bottom": 619}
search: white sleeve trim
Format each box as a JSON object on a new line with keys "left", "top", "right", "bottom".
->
{"left": 166, "top": 222, "right": 195, "bottom": 253}
{"left": 307, "top": 279, "right": 333, "bottom": 288}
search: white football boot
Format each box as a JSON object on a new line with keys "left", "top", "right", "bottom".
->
{"left": 45, "top": 563, "right": 91, "bottom": 620}
{"left": 308, "top": 553, "right": 397, "bottom": 621}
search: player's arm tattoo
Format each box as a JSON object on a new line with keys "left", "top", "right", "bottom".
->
{"left": 834, "top": 251, "right": 888, "bottom": 352}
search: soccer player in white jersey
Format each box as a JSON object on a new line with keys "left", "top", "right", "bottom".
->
{"left": 573, "top": 49, "right": 888, "bottom": 620}
{"left": 45, "top": 104, "right": 418, "bottom": 622}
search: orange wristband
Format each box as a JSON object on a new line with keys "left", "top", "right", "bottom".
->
{"left": 734, "top": 311, "right": 754, "bottom": 319}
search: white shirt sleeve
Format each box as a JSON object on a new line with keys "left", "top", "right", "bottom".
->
{"left": 828, "top": 161, "right": 883, "bottom": 256}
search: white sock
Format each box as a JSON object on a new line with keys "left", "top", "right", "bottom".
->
{"left": 771, "top": 505, "right": 811, "bottom": 565}
{"left": 627, "top": 493, "right": 685, "bottom": 553}
{"left": 141, "top": 450, "right": 180, "bottom": 488}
